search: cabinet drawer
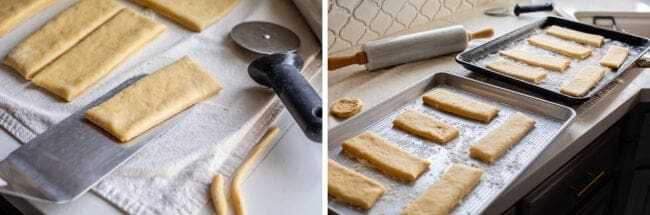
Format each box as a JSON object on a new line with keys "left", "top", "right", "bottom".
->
{"left": 521, "top": 123, "right": 621, "bottom": 215}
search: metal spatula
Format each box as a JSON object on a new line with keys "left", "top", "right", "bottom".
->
{"left": 0, "top": 75, "right": 187, "bottom": 203}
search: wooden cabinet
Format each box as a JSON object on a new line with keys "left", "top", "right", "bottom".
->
{"left": 519, "top": 122, "right": 622, "bottom": 215}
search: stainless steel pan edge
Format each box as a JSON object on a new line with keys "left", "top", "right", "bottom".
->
{"left": 327, "top": 72, "right": 576, "bottom": 214}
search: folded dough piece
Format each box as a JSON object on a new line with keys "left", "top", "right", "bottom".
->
{"left": 131, "top": 0, "right": 239, "bottom": 32}
{"left": 85, "top": 56, "right": 223, "bottom": 142}
{"left": 600, "top": 45, "right": 629, "bottom": 69}
{"left": 560, "top": 65, "right": 606, "bottom": 97}
{"left": 328, "top": 159, "right": 385, "bottom": 209}
{"left": 528, "top": 35, "right": 592, "bottom": 59}
{"left": 0, "top": 0, "right": 55, "bottom": 36}
{"left": 32, "top": 9, "right": 166, "bottom": 101}
{"left": 422, "top": 89, "right": 499, "bottom": 123}
{"left": 546, "top": 25, "right": 604, "bottom": 47}
{"left": 3, "top": 0, "right": 125, "bottom": 79}
{"left": 393, "top": 109, "right": 459, "bottom": 144}
{"left": 500, "top": 49, "right": 571, "bottom": 72}
{"left": 486, "top": 60, "right": 547, "bottom": 83}
{"left": 469, "top": 112, "right": 535, "bottom": 163}
{"left": 400, "top": 163, "right": 483, "bottom": 215}
{"left": 342, "top": 131, "right": 430, "bottom": 181}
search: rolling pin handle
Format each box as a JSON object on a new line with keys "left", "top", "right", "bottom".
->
{"left": 327, "top": 52, "right": 368, "bottom": 70}
{"left": 467, "top": 28, "right": 494, "bottom": 41}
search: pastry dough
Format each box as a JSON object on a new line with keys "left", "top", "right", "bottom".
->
{"left": 330, "top": 98, "right": 363, "bottom": 118}
{"left": 32, "top": 9, "right": 166, "bottom": 101}
{"left": 0, "top": 0, "right": 55, "bottom": 36}
{"left": 600, "top": 45, "right": 629, "bottom": 69}
{"left": 210, "top": 174, "right": 228, "bottom": 215}
{"left": 500, "top": 49, "right": 571, "bottom": 72}
{"left": 392, "top": 109, "right": 459, "bottom": 144}
{"left": 422, "top": 89, "right": 499, "bottom": 123}
{"left": 131, "top": 0, "right": 239, "bottom": 32}
{"left": 400, "top": 163, "right": 483, "bottom": 215}
{"left": 3, "top": 0, "right": 125, "bottom": 79}
{"left": 342, "top": 131, "right": 430, "bottom": 181}
{"left": 328, "top": 159, "right": 385, "bottom": 209}
{"left": 85, "top": 56, "right": 223, "bottom": 142}
{"left": 528, "top": 35, "right": 592, "bottom": 59}
{"left": 560, "top": 65, "right": 606, "bottom": 97}
{"left": 546, "top": 25, "right": 604, "bottom": 47}
{"left": 486, "top": 60, "right": 547, "bottom": 83}
{"left": 232, "top": 127, "right": 279, "bottom": 215}
{"left": 469, "top": 112, "right": 535, "bottom": 163}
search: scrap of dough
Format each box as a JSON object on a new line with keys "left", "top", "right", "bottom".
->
{"left": 400, "top": 163, "right": 483, "bottom": 215}
{"left": 422, "top": 89, "right": 499, "bottom": 123}
{"left": 211, "top": 174, "right": 228, "bottom": 215}
{"left": 3, "top": 0, "right": 125, "bottom": 80}
{"left": 600, "top": 45, "right": 629, "bottom": 69}
{"left": 486, "top": 60, "right": 547, "bottom": 83}
{"left": 330, "top": 98, "right": 363, "bottom": 118}
{"left": 392, "top": 109, "right": 459, "bottom": 144}
{"left": 131, "top": 0, "right": 239, "bottom": 32}
{"left": 32, "top": 9, "right": 166, "bottom": 101}
{"left": 232, "top": 127, "right": 280, "bottom": 215}
{"left": 328, "top": 159, "right": 385, "bottom": 209}
{"left": 500, "top": 49, "right": 571, "bottom": 72}
{"left": 546, "top": 25, "right": 604, "bottom": 47}
{"left": 85, "top": 56, "right": 223, "bottom": 142}
{"left": 469, "top": 112, "right": 535, "bottom": 163}
{"left": 342, "top": 131, "right": 430, "bottom": 181}
{"left": 0, "top": 0, "right": 55, "bottom": 36}
{"left": 528, "top": 35, "right": 592, "bottom": 59}
{"left": 560, "top": 65, "right": 606, "bottom": 97}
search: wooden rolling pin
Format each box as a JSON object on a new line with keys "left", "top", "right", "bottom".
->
{"left": 328, "top": 25, "right": 494, "bottom": 71}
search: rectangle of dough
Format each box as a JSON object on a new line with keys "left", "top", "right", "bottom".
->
{"left": 486, "top": 60, "right": 547, "bottom": 83}
{"left": 600, "top": 45, "right": 629, "bottom": 69}
{"left": 400, "top": 163, "right": 483, "bottom": 215}
{"left": 560, "top": 65, "right": 606, "bottom": 97}
{"left": 85, "top": 56, "right": 223, "bottom": 142}
{"left": 500, "top": 49, "right": 571, "bottom": 72}
{"left": 546, "top": 25, "right": 604, "bottom": 47}
{"left": 0, "top": 0, "right": 55, "bottom": 36}
{"left": 422, "top": 89, "right": 499, "bottom": 123}
{"left": 342, "top": 131, "right": 430, "bottom": 181}
{"left": 528, "top": 35, "right": 592, "bottom": 59}
{"left": 32, "top": 9, "right": 166, "bottom": 102}
{"left": 392, "top": 109, "right": 459, "bottom": 144}
{"left": 3, "top": 0, "right": 125, "bottom": 80}
{"left": 469, "top": 112, "right": 535, "bottom": 163}
{"left": 131, "top": 0, "right": 239, "bottom": 32}
{"left": 328, "top": 159, "right": 385, "bottom": 209}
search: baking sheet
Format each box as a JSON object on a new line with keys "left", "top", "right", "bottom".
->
{"left": 457, "top": 16, "right": 650, "bottom": 103}
{"left": 328, "top": 72, "right": 575, "bottom": 214}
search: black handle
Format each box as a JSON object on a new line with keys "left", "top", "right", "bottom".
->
{"left": 248, "top": 53, "right": 322, "bottom": 142}
{"left": 514, "top": 3, "right": 553, "bottom": 16}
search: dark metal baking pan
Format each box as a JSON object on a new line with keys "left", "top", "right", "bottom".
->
{"left": 456, "top": 16, "right": 650, "bottom": 103}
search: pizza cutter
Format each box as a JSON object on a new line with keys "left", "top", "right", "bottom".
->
{"left": 484, "top": 3, "right": 554, "bottom": 17}
{"left": 231, "top": 21, "right": 322, "bottom": 142}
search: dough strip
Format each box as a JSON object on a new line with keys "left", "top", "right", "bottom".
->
{"left": 3, "top": 0, "right": 124, "bottom": 79}
{"left": 342, "top": 131, "right": 430, "bottom": 181}
{"left": 392, "top": 109, "right": 460, "bottom": 144}
{"left": 560, "top": 65, "right": 606, "bottom": 97}
{"left": 600, "top": 45, "right": 629, "bottom": 69}
{"left": 232, "top": 127, "right": 280, "bottom": 215}
{"left": 0, "top": 0, "right": 55, "bottom": 36}
{"left": 485, "top": 60, "right": 547, "bottom": 83}
{"left": 328, "top": 159, "right": 385, "bottom": 209}
{"left": 499, "top": 49, "right": 571, "bottom": 72}
{"left": 469, "top": 112, "right": 536, "bottom": 163}
{"left": 400, "top": 163, "right": 483, "bottom": 215}
{"left": 211, "top": 174, "right": 228, "bottom": 215}
{"left": 422, "top": 89, "right": 499, "bottom": 123}
{"left": 546, "top": 25, "right": 604, "bottom": 47}
{"left": 527, "top": 35, "right": 592, "bottom": 59}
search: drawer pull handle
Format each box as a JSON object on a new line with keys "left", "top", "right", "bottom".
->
{"left": 570, "top": 171, "right": 606, "bottom": 197}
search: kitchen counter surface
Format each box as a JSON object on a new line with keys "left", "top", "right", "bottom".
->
{"left": 328, "top": 1, "right": 650, "bottom": 213}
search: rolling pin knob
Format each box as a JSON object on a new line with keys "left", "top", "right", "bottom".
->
{"left": 467, "top": 28, "right": 494, "bottom": 41}
{"left": 328, "top": 52, "right": 368, "bottom": 70}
